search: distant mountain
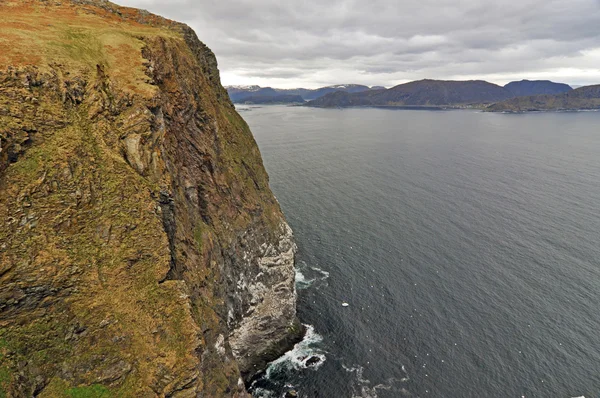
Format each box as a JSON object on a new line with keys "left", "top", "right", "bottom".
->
{"left": 227, "top": 84, "right": 262, "bottom": 91}
{"left": 301, "top": 84, "right": 372, "bottom": 100}
{"left": 487, "top": 85, "right": 600, "bottom": 112}
{"left": 225, "top": 84, "right": 378, "bottom": 103}
{"left": 228, "top": 79, "right": 579, "bottom": 108}
{"left": 504, "top": 80, "right": 572, "bottom": 97}
{"left": 274, "top": 88, "right": 312, "bottom": 98}
{"left": 227, "top": 86, "right": 279, "bottom": 102}
{"left": 233, "top": 94, "right": 305, "bottom": 104}
{"left": 307, "top": 79, "right": 514, "bottom": 108}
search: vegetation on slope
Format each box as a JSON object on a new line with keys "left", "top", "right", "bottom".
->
{"left": 0, "top": 1, "right": 296, "bottom": 397}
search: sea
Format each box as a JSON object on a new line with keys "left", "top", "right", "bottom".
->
{"left": 236, "top": 105, "right": 600, "bottom": 398}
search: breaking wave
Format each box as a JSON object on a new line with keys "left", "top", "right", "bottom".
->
{"left": 249, "top": 325, "right": 326, "bottom": 397}
{"left": 343, "top": 364, "right": 410, "bottom": 398}
{"left": 295, "top": 260, "right": 330, "bottom": 290}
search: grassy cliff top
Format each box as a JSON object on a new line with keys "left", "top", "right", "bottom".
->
{"left": 0, "top": 0, "right": 184, "bottom": 97}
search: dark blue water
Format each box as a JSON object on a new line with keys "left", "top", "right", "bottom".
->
{"left": 240, "top": 105, "right": 600, "bottom": 398}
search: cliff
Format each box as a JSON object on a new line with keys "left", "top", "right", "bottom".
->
{"left": 0, "top": 1, "right": 301, "bottom": 397}
{"left": 487, "top": 85, "right": 600, "bottom": 112}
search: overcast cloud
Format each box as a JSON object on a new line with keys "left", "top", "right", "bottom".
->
{"left": 116, "top": 0, "right": 600, "bottom": 88}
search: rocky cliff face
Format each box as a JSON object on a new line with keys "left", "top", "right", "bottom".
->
{"left": 0, "top": 1, "right": 301, "bottom": 396}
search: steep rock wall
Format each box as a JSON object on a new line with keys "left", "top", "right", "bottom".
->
{"left": 0, "top": 1, "right": 301, "bottom": 396}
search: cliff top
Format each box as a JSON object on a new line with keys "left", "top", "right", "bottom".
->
{"left": 0, "top": 0, "right": 187, "bottom": 97}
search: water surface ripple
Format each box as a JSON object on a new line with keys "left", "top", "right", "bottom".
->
{"left": 240, "top": 106, "right": 600, "bottom": 398}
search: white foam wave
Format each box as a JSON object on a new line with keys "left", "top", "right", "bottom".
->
{"left": 295, "top": 269, "right": 314, "bottom": 289}
{"left": 264, "top": 324, "right": 327, "bottom": 379}
{"left": 251, "top": 387, "right": 276, "bottom": 398}
{"left": 294, "top": 262, "right": 330, "bottom": 289}
{"left": 343, "top": 364, "right": 409, "bottom": 398}
{"left": 312, "top": 266, "right": 330, "bottom": 278}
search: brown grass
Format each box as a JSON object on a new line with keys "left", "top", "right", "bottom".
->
{"left": 0, "top": 1, "right": 181, "bottom": 97}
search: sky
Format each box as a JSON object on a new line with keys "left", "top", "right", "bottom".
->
{"left": 116, "top": 0, "right": 600, "bottom": 89}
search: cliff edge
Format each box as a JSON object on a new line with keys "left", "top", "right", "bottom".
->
{"left": 0, "top": 1, "right": 301, "bottom": 396}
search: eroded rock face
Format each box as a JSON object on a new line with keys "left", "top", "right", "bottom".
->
{"left": 228, "top": 222, "right": 302, "bottom": 381}
{"left": 0, "top": 1, "right": 300, "bottom": 396}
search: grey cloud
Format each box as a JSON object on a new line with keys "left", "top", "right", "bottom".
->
{"left": 116, "top": 0, "right": 600, "bottom": 87}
